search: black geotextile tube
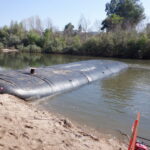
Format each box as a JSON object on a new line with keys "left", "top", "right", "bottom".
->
{"left": 0, "top": 60, "right": 128, "bottom": 100}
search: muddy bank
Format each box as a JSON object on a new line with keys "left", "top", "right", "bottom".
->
{"left": 0, "top": 94, "right": 127, "bottom": 150}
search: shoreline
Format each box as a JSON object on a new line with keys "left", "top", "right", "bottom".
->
{"left": 0, "top": 48, "right": 18, "bottom": 53}
{"left": 0, "top": 94, "right": 127, "bottom": 150}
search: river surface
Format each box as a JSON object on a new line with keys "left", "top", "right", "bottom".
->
{"left": 0, "top": 52, "right": 150, "bottom": 140}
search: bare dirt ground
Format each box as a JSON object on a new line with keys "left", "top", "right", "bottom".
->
{"left": 0, "top": 94, "right": 127, "bottom": 150}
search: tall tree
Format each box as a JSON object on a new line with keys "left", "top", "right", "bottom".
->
{"left": 101, "top": 14, "right": 123, "bottom": 31}
{"left": 78, "top": 25, "right": 82, "bottom": 33}
{"left": 63, "top": 23, "right": 74, "bottom": 36}
{"left": 101, "top": 0, "right": 145, "bottom": 31}
{"left": 78, "top": 16, "right": 90, "bottom": 40}
{"left": 35, "top": 16, "right": 43, "bottom": 35}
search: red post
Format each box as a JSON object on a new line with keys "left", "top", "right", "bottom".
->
{"left": 128, "top": 112, "right": 140, "bottom": 150}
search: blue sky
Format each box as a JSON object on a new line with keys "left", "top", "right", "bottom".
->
{"left": 0, "top": 0, "right": 149, "bottom": 30}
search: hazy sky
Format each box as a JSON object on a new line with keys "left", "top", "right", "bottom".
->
{"left": 0, "top": 0, "right": 149, "bottom": 30}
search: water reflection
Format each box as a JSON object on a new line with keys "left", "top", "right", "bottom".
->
{"left": 0, "top": 52, "right": 92, "bottom": 69}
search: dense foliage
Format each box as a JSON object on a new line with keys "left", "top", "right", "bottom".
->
{"left": 0, "top": 20, "right": 150, "bottom": 59}
{"left": 101, "top": 0, "right": 145, "bottom": 31}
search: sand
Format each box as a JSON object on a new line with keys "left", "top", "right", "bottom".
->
{"left": 0, "top": 94, "right": 127, "bottom": 150}
{"left": 1, "top": 49, "right": 18, "bottom": 53}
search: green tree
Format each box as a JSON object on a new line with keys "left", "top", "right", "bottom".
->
{"left": 43, "top": 29, "right": 53, "bottom": 48}
{"left": 102, "top": 0, "right": 145, "bottom": 31}
{"left": 0, "top": 42, "right": 4, "bottom": 49}
{"left": 0, "top": 26, "right": 9, "bottom": 46}
{"left": 101, "top": 14, "right": 124, "bottom": 31}
{"left": 78, "top": 25, "right": 82, "bottom": 33}
{"left": 8, "top": 34, "right": 21, "bottom": 47}
{"left": 27, "top": 30, "right": 41, "bottom": 45}
{"left": 64, "top": 23, "right": 74, "bottom": 36}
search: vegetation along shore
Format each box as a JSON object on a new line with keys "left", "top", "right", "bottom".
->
{"left": 0, "top": 0, "right": 150, "bottom": 59}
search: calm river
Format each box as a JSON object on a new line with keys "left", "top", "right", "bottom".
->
{"left": 0, "top": 52, "right": 150, "bottom": 140}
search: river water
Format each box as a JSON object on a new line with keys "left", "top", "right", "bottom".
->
{"left": 0, "top": 52, "right": 150, "bottom": 140}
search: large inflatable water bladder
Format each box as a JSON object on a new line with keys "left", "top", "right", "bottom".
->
{"left": 0, "top": 60, "right": 128, "bottom": 100}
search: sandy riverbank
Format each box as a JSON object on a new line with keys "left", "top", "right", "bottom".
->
{"left": 0, "top": 48, "right": 18, "bottom": 53}
{"left": 0, "top": 94, "right": 127, "bottom": 150}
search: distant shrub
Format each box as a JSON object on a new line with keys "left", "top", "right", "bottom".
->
{"left": 20, "top": 44, "right": 42, "bottom": 53}
{"left": 8, "top": 34, "right": 21, "bottom": 47}
{"left": 0, "top": 42, "right": 4, "bottom": 50}
{"left": 16, "top": 44, "right": 24, "bottom": 51}
{"left": 29, "top": 44, "right": 42, "bottom": 53}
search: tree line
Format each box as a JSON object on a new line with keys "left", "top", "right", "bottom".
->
{"left": 0, "top": 0, "right": 150, "bottom": 59}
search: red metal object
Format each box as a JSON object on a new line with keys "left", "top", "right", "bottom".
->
{"left": 135, "top": 142, "right": 149, "bottom": 150}
{"left": 128, "top": 112, "right": 140, "bottom": 150}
